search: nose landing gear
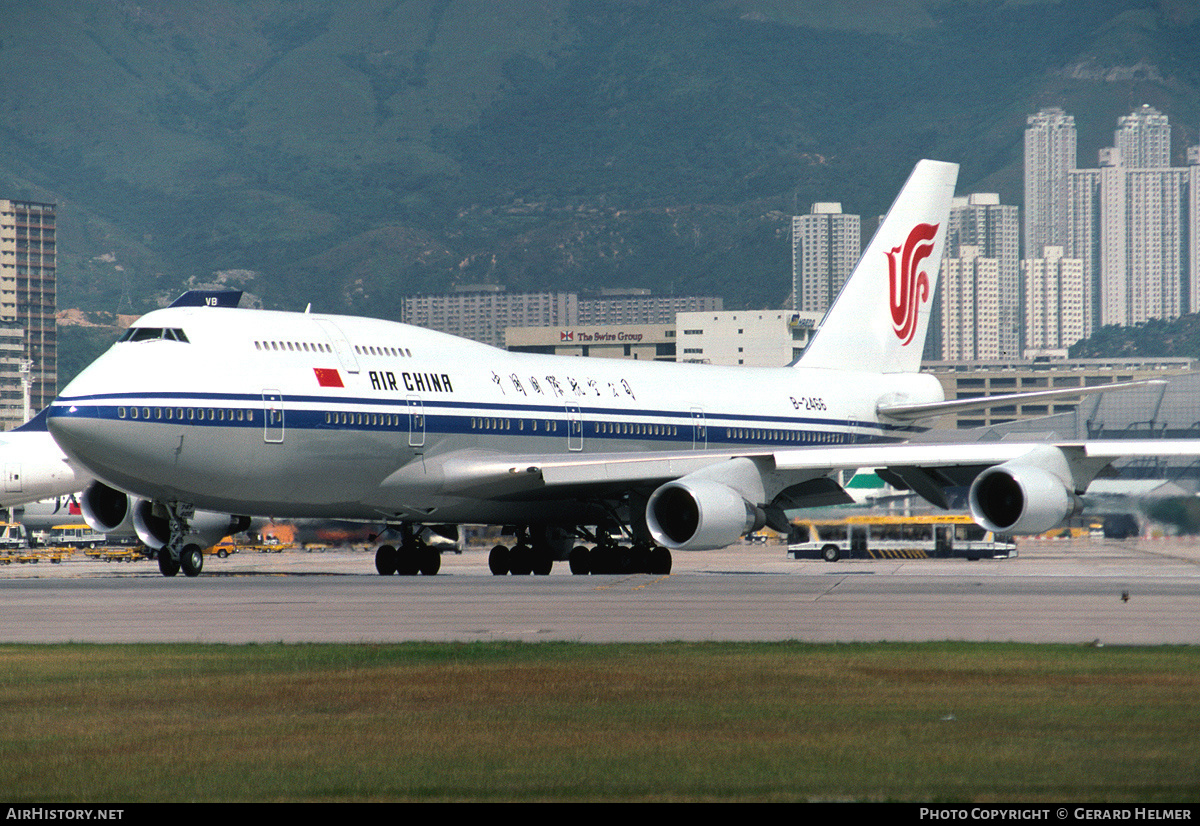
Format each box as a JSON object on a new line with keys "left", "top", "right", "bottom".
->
{"left": 158, "top": 502, "right": 206, "bottom": 578}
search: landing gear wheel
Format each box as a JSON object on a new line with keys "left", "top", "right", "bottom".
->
{"left": 508, "top": 544, "right": 533, "bottom": 576}
{"left": 650, "top": 546, "right": 672, "bottom": 575}
{"left": 488, "top": 544, "right": 509, "bottom": 575}
{"left": 630, "top": 543, "right": 653, "bottom": 574}
{"left": 418, "top": 546, "right": 441, "bottom": 576}
{"left": 589, "top": 546, "right": 613, "bottom": 575}
{"left": 569, "top": 545, "right": 590, "bottom": 575}
{"left": 395, "top": 550, "right": 419, "bottom": 575}
{"left": 822, "top": 544, "right": 841, "bottom": 562}
{"left": 375, "top": 544, "right": 397, "bottom": 576}
{"left": 180, "top": 544, "right": 205, "bottom": 577}
{"left": 532, "top": 549, "right": 553, "bottom": 575}
{"left": 158, "top": 552, "right": 180, "bottom": 577}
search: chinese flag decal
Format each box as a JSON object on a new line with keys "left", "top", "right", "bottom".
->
{"left": 314, "top": 368, "right": 343, "bottom": 388}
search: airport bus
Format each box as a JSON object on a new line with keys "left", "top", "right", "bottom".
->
{"left": 48, "top": 524, "right": 109, "bottom": 549}
{"left": 787, "top": 514, "right": 1017, "bottom": 561}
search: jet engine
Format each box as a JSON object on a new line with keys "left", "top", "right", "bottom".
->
{"left": 79, "top": 481, "right": 248, "bottom": 549}
{"left": 968, "top": 447, "right": 1082, "bottom": 535}
{"left": 646, "top": 458, "right": 768, "bottom": 551}
{"left": 79, "top": 481, "right": 136, "bottom": 534}
{"left": 132, "top": 500, "right": 251, "bottom": 550}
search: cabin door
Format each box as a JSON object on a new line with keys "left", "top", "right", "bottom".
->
{"left": 408, "top": 395, "right": 425, "bottom": 448}
{"left": 566, "top": 402, "right": 583, "bottom": 451}
{"left": 690, "top": 407, "right": 707, "bottom": 449}
{"left": 263, "top": 390, "right": 284, "bottom": 443}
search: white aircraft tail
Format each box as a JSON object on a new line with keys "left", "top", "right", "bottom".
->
{"left": 798, "top": 159, "right": 958, "bottom": 374}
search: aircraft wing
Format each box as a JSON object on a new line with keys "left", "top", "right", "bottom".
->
{"left": 381, "top": 447, "right": 775, "bottom": 500}
{"left": 384, "top": 438, "right": 1200, "bottom": 546}
{"left": 394, "top": 439, "right": 1200, "bottom": 500}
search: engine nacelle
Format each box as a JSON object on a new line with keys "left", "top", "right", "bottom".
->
{"left": 133, "top": 500, "right": 250, "bottom": 550}
{"left": 969, "top": 460, "right": 1080, "bottom": 536}
{"left": 646, "top": 478, "right": 764, "bottom": 551}
{"left": 80, "top": 481, "right": 135, "bottom": 534}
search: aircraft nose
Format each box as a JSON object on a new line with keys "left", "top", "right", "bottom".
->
{"left": 46, "top": 407, "right": 106, "bottom": 470}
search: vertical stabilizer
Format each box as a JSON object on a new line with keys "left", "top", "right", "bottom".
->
{"left": 798, "top": 159, "right": 958, "bottom": 373}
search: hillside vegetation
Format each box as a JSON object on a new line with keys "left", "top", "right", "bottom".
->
{"left": 3, "top": 0, "right": 1199, "bottom": 320}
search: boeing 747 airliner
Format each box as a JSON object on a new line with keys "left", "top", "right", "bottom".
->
{"left": 46, "top": 160, "right": 1199, "bottom": 577}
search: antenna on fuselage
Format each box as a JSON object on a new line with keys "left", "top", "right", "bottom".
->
{"left": 305, "top": 303, "right": 311, "bottom": 314}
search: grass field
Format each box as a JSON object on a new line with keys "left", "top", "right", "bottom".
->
{"left": 2, "top": 641, "right": 1198, "bottom": 802}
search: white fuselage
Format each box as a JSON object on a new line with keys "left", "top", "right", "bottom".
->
{"left": 46, "top": 306, "right": 943, "bottom": 523}
{"left": 0, "top": 428, "right": 88, "bottom": 508}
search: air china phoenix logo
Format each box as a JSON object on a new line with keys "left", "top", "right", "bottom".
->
{"left": 886, "top": 222, "right": 939, "bottom": 346}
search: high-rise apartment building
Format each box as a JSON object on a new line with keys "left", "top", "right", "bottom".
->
{"left": 1191, "top": 146, "right": 1200, "bottom": 313}
{"left": 1023, "top": 246, "right": 1085, "bottom": 352}
{"left": 791, "top": 203, "right": 860, "bottom": 313}
{"left": 1114, "top": 104, "right": 1171, "bottom": 169}
{"left": 1102, "top": 164, "right": 1189, "bottom": 326}
{"left": 1024, "top": 108, "right": 1077, "bottom": 258}
{"left": 1026, "top": 107, "right": 1200, "bottom": 337}
{"left": 940, "top": 245, "right": 1001, "bottom": 361}
{"left": 945, "top": 193, "right": 1020, "bottom": 358}
{"left": 0, "top": 199, "right": 56, "bottom": 424}
{"left": 1062, "top": 109, "right": 1198, "bottom": 330}
{"left": 1065, "top": 166, "right": 1102, "bottom": 335}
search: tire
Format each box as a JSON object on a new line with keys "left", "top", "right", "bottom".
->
{"left": 488, "top": 544, "right": 509, "bottom": 575}
{"left": 395, "top": 549, "right": 419, "bottom": 576}
{"left": 216, "top": 549, "right": 228, "bottom": 559}
{"left": 650, "top": 546, "right": 672, "bottom": 575}
{"left": 821, "top": 544, "right": 841, "bottom": 563}
{"left": 568, "top": 545, "right": 590, "bottom": 575}
{"left": 158, "top": 552, "right": 180, "bottom": 577}
{"left": 375, "top": 544, "right": 397, "bottom": 576}
{"left": 180, "top": 544, "right": 204, "bottom": 577}
{"left": 418, "top": 546, "right": 441, "bottom": 576}
{"left": 589, "top": 546, "right": 613, "bottom": 575}
{"left": 508, "top": 544, "right": 533, "bottom": 576}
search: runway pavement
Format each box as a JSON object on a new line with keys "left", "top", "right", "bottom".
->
{"left": 2, "top": 538, "right": 1199, "bottom": 644}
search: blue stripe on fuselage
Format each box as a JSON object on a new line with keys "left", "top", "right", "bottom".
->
{"left": 50, "top": 390, "right": 917, "bottom": 435}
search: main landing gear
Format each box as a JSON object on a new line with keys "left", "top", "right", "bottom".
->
{"left": 488, "top": 526, "right": 673, "bottom": 576}
{"left": 375, "top": 524, "right": 441, "bottom": 576}
{"left": 157, "top": 501, "right": 206, "bottom": 578}
{"left": 487, "top": 530, "right": 555, "bottom": 575}
{"left": 566, "top": 539, "right": 672, "bottom": 576}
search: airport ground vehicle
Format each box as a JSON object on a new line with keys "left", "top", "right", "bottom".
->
{"left": 787, "top": 515, "right": 1016, "bottom": 561}
{"left": 48, "top": 523, "right": 110, "bottom": 549}
{"left": 0, "top": 522, "right": 28, "bottom": 550}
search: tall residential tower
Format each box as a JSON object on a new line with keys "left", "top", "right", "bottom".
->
{"left": 1024, "top": 108, "right": 1077, "bottom": 258}
{"left": 791, "top": 203, "right": 860, "bottom": 314}
{"left": 0, "top": 199, "right": 56, "bottom": 427}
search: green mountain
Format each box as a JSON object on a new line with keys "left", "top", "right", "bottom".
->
{"left": 3, "top": 0, "right": 1199, "bottom": 321}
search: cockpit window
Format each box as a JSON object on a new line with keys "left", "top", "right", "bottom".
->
{"left": 118, "top": 327, "right": 190, "bottom": 343}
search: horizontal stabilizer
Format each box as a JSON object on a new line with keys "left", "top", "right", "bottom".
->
{"left": 876, "top": 380, "right": 1164, "bottom": 421}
